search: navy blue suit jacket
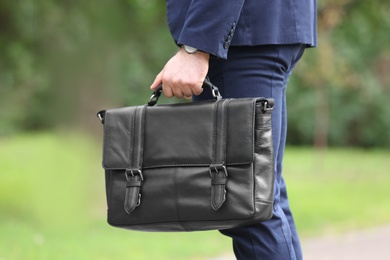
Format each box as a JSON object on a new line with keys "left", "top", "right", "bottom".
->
{"left": 166, "top": 0, "right": 317, "bottom": 59}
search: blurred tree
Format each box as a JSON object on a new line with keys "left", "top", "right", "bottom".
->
{"left": 288, "top": 0, "right": 390, "bottom": 147}
{"left": 1, "top": 0, "right": 389, "bottom": 147}
{"left": 0, "top": 0, "right": 174, "bottom": 134}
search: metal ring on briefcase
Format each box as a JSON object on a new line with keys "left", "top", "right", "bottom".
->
{"left": 147, "top": 77, "right": 222, "bottom": 107}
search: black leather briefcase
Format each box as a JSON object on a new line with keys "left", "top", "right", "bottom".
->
{"left": 97, "top": 80, "right": 275, "bottom": 232}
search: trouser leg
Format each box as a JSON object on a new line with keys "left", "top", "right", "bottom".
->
{"left": 194, "top": 44, "right": 305, "bottom": 260}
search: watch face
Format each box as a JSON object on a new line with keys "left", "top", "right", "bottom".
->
{"left": 184, "top": 45, "right": 198, "bottom": 54}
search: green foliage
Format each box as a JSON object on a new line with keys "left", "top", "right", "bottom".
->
{"left": 1, "top": 0, "right": 390, "bottom": 146}
{"left": 288, "top": 0, "right": 390, "bottom": 147}
{"left": 0, "top": 0, "right": 175, "bottom": 134}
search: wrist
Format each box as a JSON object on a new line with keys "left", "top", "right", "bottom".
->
{"left": 179, "top": 47, "right": 210, "bottom": 60}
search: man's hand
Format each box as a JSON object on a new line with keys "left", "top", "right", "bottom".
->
{"left": 150, "top": 48, "right": 210, "bottom": 99}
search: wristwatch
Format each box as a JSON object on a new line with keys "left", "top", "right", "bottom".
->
{"left": 183, "top": 45, "right": 198, "bottom": 54}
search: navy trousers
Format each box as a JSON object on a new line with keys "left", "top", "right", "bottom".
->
{"left": 193, "top": 44, "right": 306, "bottom": 260}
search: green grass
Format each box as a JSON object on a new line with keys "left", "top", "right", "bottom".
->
{"left": 284, "top": 147, "right": 390, "bottom": 237}
{"left": 0, "top": 132, "right": 230, "bottom": 260}
{"left": 1, "top": 133, "right": 390, "bottom": 259}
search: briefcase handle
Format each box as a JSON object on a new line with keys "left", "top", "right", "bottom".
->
{"left": 97, "top": 78, "right": 222, "bottom": 124}
{"left": 147, "top": 77, "right": 222, "bottom": 107}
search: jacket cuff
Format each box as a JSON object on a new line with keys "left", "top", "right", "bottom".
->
{"left": 175, "top": 1, "right": 243, "bottom": 59}
{"left": 177, "top": 21, "right": 237, "bottom": 59}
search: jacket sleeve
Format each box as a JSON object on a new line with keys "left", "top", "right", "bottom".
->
{"left": 167, "top": 0, "right": 246, "bottom": 59}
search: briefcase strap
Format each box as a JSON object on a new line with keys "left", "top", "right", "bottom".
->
{"left": 124, "top": 105, "right": 146, "bottom": 214}
{"left": 210, "top": 99, "right": 230, "bottom": 211}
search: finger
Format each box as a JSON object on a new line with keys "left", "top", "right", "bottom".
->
{"left": 181, "top": 85, "right": 193, "bottom": 98}
{"left": 171, "top": 87, "right": 184, "bottom": 98}
{"left": 162, "top": 83, "right": 174, "bottom": 98}
{"left": 150, "top": 71, "right": 163, "bottom": 90}
{"left": 191, "top": 81, "right": 204, "bottom": 96}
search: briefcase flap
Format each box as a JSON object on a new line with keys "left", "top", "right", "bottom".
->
{"left": 102, "top": 98, "right": 260, "bottom": 170}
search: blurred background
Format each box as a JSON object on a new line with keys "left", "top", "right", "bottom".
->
{"left": 1, "top": 0, "right": 389, "bottom": 259}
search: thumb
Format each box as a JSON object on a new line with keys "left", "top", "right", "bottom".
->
{"left": 150, "top": 71, "right": 163, "bottom": 90}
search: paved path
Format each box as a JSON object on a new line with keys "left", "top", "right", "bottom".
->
{"left": 211, "top": 224, "right": 390, "bottom": 260}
